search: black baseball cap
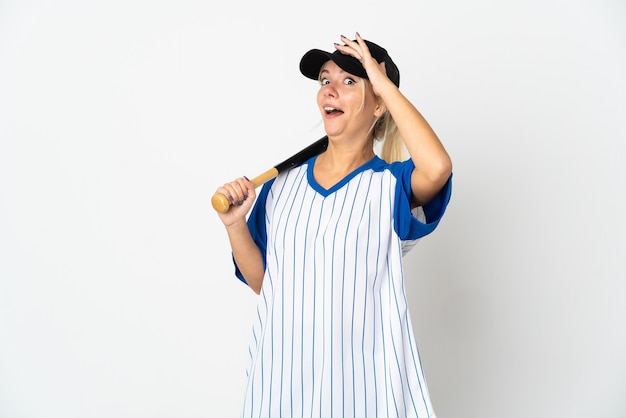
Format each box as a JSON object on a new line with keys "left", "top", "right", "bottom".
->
{"left": 299, "top": 39, "right": 400, "bottom": 87}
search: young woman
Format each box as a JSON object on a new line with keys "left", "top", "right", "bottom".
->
{"left": 215, "top": 33, "right": 452, "bottom": 418}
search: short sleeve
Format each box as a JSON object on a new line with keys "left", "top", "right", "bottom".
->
{"left": 390, "top": 159, "right": 452, "bottom": 241}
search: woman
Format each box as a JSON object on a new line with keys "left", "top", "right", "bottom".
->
{"left": 215, "top": 33, "right": 452, "bottom": 418}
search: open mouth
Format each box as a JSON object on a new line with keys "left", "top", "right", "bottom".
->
{"left": 324, "top": 106, "right": 344, "bottom": 115}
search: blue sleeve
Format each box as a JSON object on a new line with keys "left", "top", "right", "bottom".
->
{"left": 233, "top": 179, "right": 274, "bottom": 285}
{"left": 391, "top": 159, "right": 452, "bottom": 241}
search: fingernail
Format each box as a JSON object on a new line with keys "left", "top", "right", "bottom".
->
{"left": 227, "top": 195, "right": 234, "bottom": 202}
{"left": 244, "top": 176, "right": 250, "bottom": 181}
{"left": 243, "top": 194, "right": 248, "bottom": 200}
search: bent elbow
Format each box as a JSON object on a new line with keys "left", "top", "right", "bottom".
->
{"left": 411, "top": 156, "right": 452, "bottom": 206}
{"left": 428, "top": 156, "right": 453, "bottom": 185}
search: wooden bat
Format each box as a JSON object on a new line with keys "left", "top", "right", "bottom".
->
{"left": 211, "top": 135, "right": 329, "bottom": 213}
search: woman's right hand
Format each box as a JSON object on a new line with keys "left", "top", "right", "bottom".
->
{"left": 214, "top": 176, "right": 256, "bottom": 227}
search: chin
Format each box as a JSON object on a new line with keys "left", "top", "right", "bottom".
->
{"left": 322, "top": 124, "right": 343, "bottom": 138}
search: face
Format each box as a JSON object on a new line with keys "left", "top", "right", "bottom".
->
{"left": 317, "top": 60, "right": 383, "bottom": 140}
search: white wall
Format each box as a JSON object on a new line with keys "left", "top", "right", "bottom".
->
{"left": 0, "top": 1, "right": 624, "bottom": 417}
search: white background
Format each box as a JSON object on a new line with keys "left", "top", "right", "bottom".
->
{"left": 1, "top": 0, "right": 624, "bottom": 417}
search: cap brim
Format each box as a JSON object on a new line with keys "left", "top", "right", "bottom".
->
{"left": 299, "top": 49, "right": 369, "bottom": 81}
{"left": 299, "top": 41, "right": 400, "bottom": 87}
{"left": 299, "top": 49, "right": 334, "bottom": 81}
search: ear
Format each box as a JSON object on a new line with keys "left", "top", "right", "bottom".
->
{"left": 374, "top": 99, "right": 387, "bottom": 117}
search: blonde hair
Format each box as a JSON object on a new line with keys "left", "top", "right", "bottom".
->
{"left": 359, "top": 78, "right": 406, "bottom": 163}
{"left": 373, "top": 111, "right": 406, "bottom": 163}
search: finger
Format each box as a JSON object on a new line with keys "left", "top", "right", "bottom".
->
{"left": 338, "top": 33, "right": 376, "bottom": 65}
{"left": 337, "top": 35, "right": 363, "bottom": 60}
{"left": 354, "top": 32, "right": 377, "bottom": 64}
{"left": 354, "top": 32, "right": 369, "bottom": 54}
{"left": 238, "top": 176, "right": 253, "bottom": 193}
{"left": 233, "top": 178, "right": 251, "bottom": 205}
{"left": 221, "top": 180, "right": 246, "bottom": 204}
{"left": 236, "top": 176, "right": 256, "bottom": 200}
{"left": 215, "top": 185, "right": 235, "bottom": 204}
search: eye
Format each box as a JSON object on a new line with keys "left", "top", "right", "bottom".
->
{"left": 344, "top": 78, "right": 356, "bottom": 85}
{"left": 319, "top": 78, "right": 330, "bottom": 85}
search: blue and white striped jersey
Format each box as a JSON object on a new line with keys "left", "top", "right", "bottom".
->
{"left": 235, "top": 155, "right": 452, "bottom": 418}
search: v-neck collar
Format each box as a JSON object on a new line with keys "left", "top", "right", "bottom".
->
{"left": 306, "top": 155, "right": 384, "bottom": 197}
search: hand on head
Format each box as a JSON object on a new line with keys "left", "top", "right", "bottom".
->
{"left": 333, "top": 33, "right": 395, "bottom": 96}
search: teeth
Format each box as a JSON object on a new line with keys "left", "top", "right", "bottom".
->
{"left": 324, "top": 107, "right": 335, "bottom": 112}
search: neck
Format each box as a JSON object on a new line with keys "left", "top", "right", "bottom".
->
{"left": 316, "top": 135, "right": 375, "bottom": 174}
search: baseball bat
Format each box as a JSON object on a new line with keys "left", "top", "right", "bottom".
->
{"left": 212, "top": 135, "right": 329, "bottom": 213}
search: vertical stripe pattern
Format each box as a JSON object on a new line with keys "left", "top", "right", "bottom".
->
{"left": 241, "top": 161, "right": 437, "bottom": 418}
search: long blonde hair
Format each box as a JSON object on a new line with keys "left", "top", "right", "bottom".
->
{"left": 359, "top": 78, "right": 406, "bottom": 163}
{"left": 373, "top": 111, "right": 406, "bottom": 163}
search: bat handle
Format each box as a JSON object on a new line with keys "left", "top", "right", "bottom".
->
{"left": 211, "top": 167, "right": 279, "bottom": 213}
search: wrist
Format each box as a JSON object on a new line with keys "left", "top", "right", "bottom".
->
{"left": 225, "top": 218, "right": 249, "bottom": 232}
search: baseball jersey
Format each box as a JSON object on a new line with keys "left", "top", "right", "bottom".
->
{"left": 234, "top": 154, "right": 452, "bottom": 418}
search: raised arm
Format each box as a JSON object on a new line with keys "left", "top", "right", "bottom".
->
{"left": 336, "top": 34, "right": 452, "bottom": 206}
{"left": 376, "top": 84, "right": 452, "bottom": 206}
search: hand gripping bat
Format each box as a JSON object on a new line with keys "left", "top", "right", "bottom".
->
{"left": 211, "top": 136, "right": 329, "bottom": 213}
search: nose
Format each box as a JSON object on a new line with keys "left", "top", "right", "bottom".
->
{"left": 321, "top": 83, "right": 337, "bottom": 98}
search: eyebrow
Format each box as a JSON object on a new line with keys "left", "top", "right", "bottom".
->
{"left": 319, "top": 68, "right": 353, "bottom": 79}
